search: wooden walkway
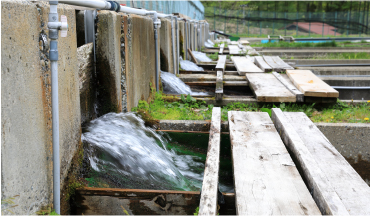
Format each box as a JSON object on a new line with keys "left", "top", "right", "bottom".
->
{"left": 228, "top": 111, "right": 321, "bottom": 215}
{"left": 231, "top": 56, "right": 263, "bottom": 75}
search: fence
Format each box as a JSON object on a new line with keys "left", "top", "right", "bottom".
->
{"left": 206, "top": 8, "right": 370, "bottom": 37}
{"left": 117, "top": 1, "right": 205, "bottom": 20}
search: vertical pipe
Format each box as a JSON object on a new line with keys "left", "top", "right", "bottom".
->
{"left": 284, "top": 12, "right": 287, "bottom": 36}
{"left": 48, "top": 1, "right": 60, "bottom": 214}
{"left": 175, "top": 17, "right": 179, "bottom": 74}
{"left": 334, "top": 11, "right": 337, "bottom": 37}
{"left": 359, "top": 11, "right": 362, "bottom": 37}
{"left": 171, "top": 16, "right": 176, "bottom": 74}
{"left": 309, "top": 12, "right": 311, "bottom": 37}
{"left": 296, "top": 11, "right": 298, "bottom": 37}
{"left": 322, "top": 13, "right": 325, "bottom": 37}
{"left": 184, "top": 20, "right": 188, "bottom": 60}
{"left": 154, "top": 28, "right": 159, "bottom": 92}
{"left": 347, "top": 10, "right": 350, "bottom": 36}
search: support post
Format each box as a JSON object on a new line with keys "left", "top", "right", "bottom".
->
{"left": 236, "top": 10, "right": 239, "bottom": 35}
{"left": 347, "top": 10, "right": 350, "bottom": 36}
{"left": 309, "top": 12, "right": 311, "bottom": 37}
{"left": 214, "top": 7, "right": 216, "bottom": 30}
{"left": 285, "top": 12, "right": 287, "bottom": 36}
{"left": 296, "top": 11, "right": 298, "bottom": 37}
{"left": 334, "top": 11, "right": 337, "bottom": 37}
{"left": 322, "top": 13, "right": 325, "bottom": 37}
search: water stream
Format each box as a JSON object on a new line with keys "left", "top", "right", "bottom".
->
{"left": 161, "top": 71, "right": 209, "bottom": 96}
{"left": 82, "top": 112, "right": 233, "bottom": 192}
{"left": 180, "top": 57, "right": 204, "bottom": 71}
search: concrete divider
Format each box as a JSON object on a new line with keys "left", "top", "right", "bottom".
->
{"left": 179, "top": 20, "right": 185, "bottom": 59}
{"left": 159, "top": 18, "right": 174, "bottom": 73}
{"left": 123, "top": 14, "right": 157, "bottom": 111}
{"left": 1, "top": 1, "right": 81, "bottom": 214}
{"left": 96, "top": 10, "right": 122, "bottom": 115}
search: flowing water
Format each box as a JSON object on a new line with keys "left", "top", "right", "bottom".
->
{"left": 82, "top": 112, "right": 233, "bottom": 192}
{"left": 205, "top": 39, "right": 215, "bottom": 48}
{"left": 180, "top": 57, "right": 204, "bottom": 71}
{"left": 161, "top": 71, "right": 209, "bottom": 96}
{"left": 192, "top": 51, "right": 212, "bottom": 62}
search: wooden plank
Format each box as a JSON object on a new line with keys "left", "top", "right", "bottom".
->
{"left": 272, "top": 72, "right": 304, "bottom": 102}
{"left": 245, "top": 55, "right": 255, "bottom": 63}
{"left": 239, "top": 39, "right": 250, "bottom": 45}
{"left": 271, "top": 108, "right": 349, "bottom": 215}
{"left": 254, "top": 56, "right": 272, "bottom": 72}
{"left": 245, "top": 45, "right": 259, "bottom": 56}
{"left": 278, "top": 111, "right": 370, "bottom": 215}
{"left": 178, "top": 74, "right": 244, "bottom": 82}
{"left": 231, "top": 56, "right": 263, "bottom": 75}
{"left": 215, "top": 71, "right": 223, "bottom": 101}
{"left": 188, "top": 48, "right": 198, "bottom": 64}
{"left": 219, "top": 43, "right": 224, "bottom": 54}
{"left": 215, "top": 55, "right": 227, "bottom": 72}
{"left": 75, "top": 188, "right": 236, "bottom": 215}
{"left": 263, "top": 55, "right": 291, "bottom": 72}
{"left": 228, "top": 111, "right": 320, "bottom": 215}
{"left": 271, "top": 56, "right": 294, "bottom": 70}
{"left": 185, "top": 81, "right": 248, "bottom": 86}
{"left": 246, "top": 73, "right": 296, "bottom": 102}
{"left": 228, "top": 45, "right": 243, "bottom": 55}
{"left": 286, "top": 70, "right": 339, "bottom": 97}
{"left": 199, "top": 107, "right": 221, "bottom": 215}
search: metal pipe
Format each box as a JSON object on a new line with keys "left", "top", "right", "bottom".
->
{"left": 146, "top": 11, "right": 161, "bottom": 92}
{"left": 48, "top": 1, "right": 60, "bottom": 214}
{"left": 296, "top": 64, "right": 370, "bottom": 67}
{"left": 184, "top": 20, "right": 188, "bottom": 60}
{"left": 175, "top": 17, "right": 179, "bottom": 75}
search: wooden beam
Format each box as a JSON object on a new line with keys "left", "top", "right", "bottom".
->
{"left": 215, "top": 71, "right": 223, "bottom": 101}
{"left": 231, "top": 56, "right": 264, "bottom": 75}
{"left": 188, "top": 48, "right": 198, "bottom": 64}
{"left": 185, "top": 81, "right": 248, "bottom": 87}
{"left": 219, "top": 43, "right": 224, "bottom": 54}
{"left": 286, "top": 70, "right": 339, "bottom": 97}
{"left": 228, "top": 111, "right": 320, "bottom": 215}
{"left": 228, "top": 45, "right": 243, "bottom": 55}
{"left": 272, "top": 110, "right": 370, "bottom": 215}
{"left": 215, "top": 55, "right": 227, "bottom": 72}
{"left": 263, "top": 55, "right": 292, "bottom": 72}
{"left": 199, "top": 107, "right": 221, "bottom": 216}
{"left": 246, "top": 73, "right": 296, "bottom": 102}
{"left": 272, "top": 72, "right": 304, "bottom": 102}
{"left": 254, "top": 56, "right": 272, "bottom": 72}
{"left": 272, "top": 56, "right": 294, "bottom": 70}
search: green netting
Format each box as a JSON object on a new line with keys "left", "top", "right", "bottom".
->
{"left": 206, "top": 8, "right": 370, "bottom": 37}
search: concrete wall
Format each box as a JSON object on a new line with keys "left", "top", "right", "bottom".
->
{"left": 96, "top": 10, "right": 122, "bottom": 115}
{"left": 124, "top": 14, "right": 157, "bottom": 111}
{"left": 159, "top": 18, "right": 174, "bottom": 73}
{"left": 1, "top": 1, "right": 81, "bottom": 214}
{"left": 179, "top": 20, "right": 185, "bottom": 59}
{"left": 78, "top": 43, "right": 96, "bottom": 125}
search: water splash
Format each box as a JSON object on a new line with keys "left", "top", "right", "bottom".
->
{"left": 82, "top": 112, "right": 203, "bottom": 191}
{"left": 161, "top": 71, "right": 209, "bottom": 96}
{"left": 192, "top": 51, "right": 212, "bottom": 62}
{"left": 180, "top": 58, "right": 204, "bottom": 71}
{"left": 205, "top": 39, "right": 215, "bottom": 48}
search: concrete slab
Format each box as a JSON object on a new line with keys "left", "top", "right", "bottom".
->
{"left": 159, "top": 18, "right": 174, "bottom": 73}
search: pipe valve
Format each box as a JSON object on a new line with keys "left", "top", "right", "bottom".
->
{"left": 60, "top": 15, "right": 68, "bottom": 37}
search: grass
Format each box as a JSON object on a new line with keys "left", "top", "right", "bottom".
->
{"left": 207, "top": 52, "right": 219, "bottom": 61}
{"left": 310, "top": 52, "right": 370, "bottom": 60}
{"left": 132, "top": 93, "right": 370, "bottom": 124}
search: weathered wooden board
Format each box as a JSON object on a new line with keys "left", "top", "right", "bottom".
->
{"left": 245, "top": 55, "right": 255, "bottom": 63}
{"left": 178, "top": 74, "right": 244, "bottom": 82}
{"left": 239, "top": 39, "right": 250, "bottom": 45}
{"left": 263, "top": 55, "right": 291, "bottom": 72}
{"left": 254, "top": 56, "right": 272, "bottom": 72}
{"left": 199, "top": 107, "right": 221, "bottom": 215}
{"left": 215, "top": 55, "right": 227, "bottom": 72}
{"left": 246, "top": 73, "right": 296, "bottom": 102}
{"left": 271, "top": 56, "right": 294, "bottom": 70}
{"left": 231, "top": 56, "right": 263, "bottom": 75}
{"left": 245, "top": 45, "right": 259, "bottom": 56}
{"left": 219, "top": 43, "right": 224, "bottom": 54}
{"left": 185, "top": 81, "right": 248, "bottom": 86}
{"left": 275, "top": 111, "right": 370, "bottom": 215}
{"left": 228, "top": 45, "right": 243, "bottom": 55}
{"left": 75, "top": 188, "right": 236, "bottom": 215}
{"left": 286, "top": 70, "right": 339, "bottom": 97}
{"left": 273, "top": 72, "right": 304, "bottom": 102}
{"left": 188, "top": 48, "right": 198, "bottom": 64}
{"left": 215, "top": 71, "right": 223, "bottom": 101}
{"left": 228, "top": 111, "right": 320, "bottom": 215}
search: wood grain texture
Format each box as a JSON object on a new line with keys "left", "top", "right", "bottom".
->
{"left": 286, "top": 70, "right": 339, "bottom": 97}
{"left": 199, "top": 107, "right": 221, "bottom": 215}
{"left": 281, "top": 111, "right": 370, "bottom": 215}
{"left": 215, "top": 71, "right": 223, "bottom": 101}
{"left": 271, "top": 108, "right": 348, "bottom": 215}
{"left": 228, "top": 111, "right": 320, "bottom": 215}
{"left": 188, "top": 48, "right": 198, "bottom": 64}
{"left": 231, "top": 56, "right": 263, "bottom": 75}
{"left": 254, "top": 56, "right": 272, "bottom": 72}
{"left": 263, "top": 55, "right": 292, "bottom": 72}
{"left": 215, "top": 55, "right": 227, "bottom": 72}
{"left": 246, "top": 73, "right": 296, "bottom": 102}
{"left": 228, "top": 45, "right": 243, "bottom": 55}
{"left": 273, "top": 72, "right": 304, "bottom": 102}
{"left": 219, "top": 43, "right": 224, "bottom": 54}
